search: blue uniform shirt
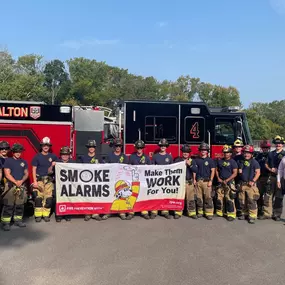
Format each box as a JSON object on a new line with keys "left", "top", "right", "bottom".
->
{"left": 216, "top": 158, "right": 238, "bottom": 180}
{"left": 256, "top": 153, "right": 269, "bottom": 176}
{"left": 266, "top": 150, "right": 285, "bottom": 169}
{"left": 238, "top": 159, "right": 260, "bottom": 182}
{"left": 234, "top": 154, "right": 244, "bottom": 164}
{"left": 78, "top": 155, "right": 100, "bottom": 164}
{"left": 56, "top": 158, "right": 76, "bottom": 163}
{"left": 152, "top": 153, "right": 173, "bottom": 165}
{"left": 129, "top": 153, "right": 151, "bottom": 165}
{"left": 106, "top": 152, "right": 128, "bottom": 164}
{"left": 195, "top": 157, "right": 216, "bottom": 180}
{"left": 0, "top": 157, "right": 5, "bottom": 169}
{"left": 174, "top": 157, "right": 197, "bottom": 180}
{"left": 4, "top": 157, "right": 28, "bottom": 180}
{"left": 32, "top": 153, "right": 57, "bottom": 176}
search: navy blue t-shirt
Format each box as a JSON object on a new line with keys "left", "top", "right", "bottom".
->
{"left": 0, "top": 157, "right": 5, "bottom": 169}
{"left": 238, "top": 159, "right": 260, "bottom": 182}
{"left": 129, "top": 153, "right": 151, "bottom": 165}
{"left": 174, "top": 157, "right": 198, "bottom": 180}
{"left": 216, "top": 158, "right": 238, "bottom": 180}
{"left": 152, "top": 153, "right": 173, "bottom": 165}
{"left": 106, "top": 152, "right": 128, "bottom": 164}
{"left": 78, "top": 155, "right": 101, "bottom": 164}
{"left": 234, "top": 154, "right": 244, "bottom": 164}
{"left": 4, "top": 157, "right": 28, "bottom": 180}
{"left": 32, "top": 153, "right": 57, "bottom": 176}
{"left": 56, "top": 158, "right": 76, "bottom": 163}
{"left": 195, "top": 157, "right": 216, "bottom": 180}
{"left": 256, "top": 153, "right": 269, "bottom": 176}
{"left": 266, "top": 150, "right": 285, "bottom": 169}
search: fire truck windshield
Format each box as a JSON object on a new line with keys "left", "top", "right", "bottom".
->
{"left": 242, "top": 118, "right": 252, "bottom": 145}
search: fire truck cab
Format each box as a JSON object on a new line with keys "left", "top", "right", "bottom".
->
{"left": 118, "top": 100, "right": 252, "bottom": 159}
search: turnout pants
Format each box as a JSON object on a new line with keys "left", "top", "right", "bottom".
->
{"left": 238, "top": 184, "right": 260, "bottom": 219}
{"left": 185, "top": 181, "right": 196, "bottom": 217}
{"left": 257, "top": 176, "right": 271, "bottom": 217}
{"left": 216, "top": 184, "right": 236, "bottom": 219}
{"left": 1, "top": 183, "right": 26, "bottom": 224}
{"left": 267, "top": 176, "right": 283, "bottom": 218}
{"left": 33, "top": 177, "right": 54, "bottom": 218}
{"left": 197, "top": 180, "right": 214, "bottom": 216}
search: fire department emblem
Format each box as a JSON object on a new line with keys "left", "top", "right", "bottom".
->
{"left": 59, "top": 205, "right": 66, "bottom": 213}
{"left": 49, "top": 157, "right": 52, "bottom": 162}
{"left": 20, "top": 162, "right": 25, "bottom": 167}
{"left": 205, "top": 161, "right": 209, "bottom": 166}
{"left": 30, "top": 106, "right": 41, "bottom": 120}
{"left": 165, "top": 158, "right": 169, "bottom": 162}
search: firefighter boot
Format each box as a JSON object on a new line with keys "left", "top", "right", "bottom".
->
{"left": 2, "top": 223, "right": 11, "bottom": 231}
{"left": 44, "top": 217, "right": 50, "bottom": 222}
{"left": 65, "top": 216, "right": 71, "bottom": 222}
{"left": 56, "top": 216, "right": 62, "bottom": 223}
{"left": 227, "top": 217, "right": 234, "bottom": 222}
{"left": 120, "top": 214, "right": 127, "bottom": 220}
{"left": 101, "top": 214, "right": 110, "bottom": 220}
{"left": 248, "top": 218, "right": 255, "bottom": 224}
{"left": 84, "top": 215, "right": 91, "bottom": 221}
{"left": 14, "top": 221, "right": 26, "bottom": 227}
{"left": 258, "top": 215, "right": 271, "bottom": 220}
{"left": 35, "top": 217, "right": 42, "bottom": 223}
{"left": 126, "top": 214, "right": 134, "bottom": 220}
{"left": 150, "top": 212, "right": 157, "bottom": 219}
{"left": 92, "top": 214, "right": 102, "bottom": 221}
{"left": 206, "top": 215, "right": 213, "bottom": 220}
{"left": 197, "top": 214, "right": 203, "bottom": 218}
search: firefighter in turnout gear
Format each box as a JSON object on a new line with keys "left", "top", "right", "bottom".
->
{"left": 0, "top": 141, "right": 10, "bottom": 194}
{"left": 107, "top": 138, "right": 131, "bottom": 220}
{"left": 237, "top": 145, "right": 261, "bottom": 224}
{"left": 152, "top": 138, "right": 174, "bottom": 219}
{"left": 265, "top": 136, "right": 285, "bottom": 221}
{"left": 79, "top": 140, "right": 108, "bottom": 221}
{"left": 55, "top": 146, "right": 75, "bottom": 223}
{"left": 233, "top": 139, "right": 244, "bottom": 164}
{"left": 256, "top": 140, "right": 271, "bottom": 219}
{"left": 195, "top": 142, "right": 216, "bottom": 220}
{"left": 32, "top": 137, "right": 57, "bottom": 222}
{"left": 215, "top": 145, "right": 238, "bottom": 221}
{"left": 1, "top": 143, "right": 29, "bottom": 231}
{"left": 174, "top": 145, "right": 198, "bottom": 218}
{"left": 129, "top": 140, "right": 151, "bottom": 219}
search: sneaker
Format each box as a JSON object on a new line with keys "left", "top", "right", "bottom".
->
{"left": 150, "top": 213, "right": 157, "bottom": 219}
{"left": 248, "top": 219, "right": 255, "bottom": 224}
{"left": 142, "top": 214, "right": 150, "bottom": 220}
{"left": 174, "top": 214, "right": 181, "bottom": 219}
{"left": 101, "top": 215, "right": 109, "bottom": 220}
{"left": 84, "top": 215, "right": 91, "bottom": 221}
{"left": 14, "top": 221, "right": 26, "bottom": 227}
{"left": 164, "top": 214, "right": 172, "bottom": 219}
{"left": 126, "top": 214, "right": 134, "bottom": 220}
{"left": 43, "top": 217, "right": 50, "bottom": 222}
{"left": 35, "top": 217, "right": 42, "bottom": 223}
{"left": 120, "top": 214, "right": 127, "bottom": 220}
{"left": 56, "top": 217, "right": 62, "bottom": 223}
{"left": 65, "top": 216, "right": 71, "bottom": 222}
{"left": 92, "top": 214, "right": 102, "bottom": 221}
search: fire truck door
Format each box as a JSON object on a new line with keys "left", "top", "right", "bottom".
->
{"left": 182, "top": 116, "right": 206, "bottom": 145}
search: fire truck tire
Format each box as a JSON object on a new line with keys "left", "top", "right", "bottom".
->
{"left": 34, "top": 197, "right": 43, "bottom": 207}
{"left": 44, "top": 197, "right": 53, "bottom": 209}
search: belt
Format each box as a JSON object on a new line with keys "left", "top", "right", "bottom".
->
{"left": 198, "top": 178, "right": 210, "bottom": 182}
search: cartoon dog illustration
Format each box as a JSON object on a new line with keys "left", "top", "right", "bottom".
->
{"left": 110, "top": 166, "right": 140, "bottom": 211}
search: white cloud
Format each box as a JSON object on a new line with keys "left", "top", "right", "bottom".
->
{"left": 157, "top": 21, "right": 168, "bottom": 28}
{"left": 270, "top": 0, "right": 285, "bottom": 14}
{"left": 60, "top": 38, "right": 120, "bottom": 49}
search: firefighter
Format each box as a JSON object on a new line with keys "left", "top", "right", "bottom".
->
{"left": 78, "top": 139, "right": 108, "bottom": 222}
{"left": 233, "top": 139, "right": 244, "bottom": 163}
{"left": 106, "top": 138, "right": 130, "bottom": 220}
{"left": 0, "top": 141, "right": 10, "bottom": 195}
{"left": 265, "top": 135, "right": 285, "bottom": 221}
{"left": 1, "top": 143, "right": 29, "bottom": 231}
{"left": 55, "top": 146, "right": 75, "bottom": 223}
{"left": 215, "top": 145, "right": 238, "bottom": 221}
{"left": 174, "top": 145, "right": 198, "bottom": 219}
{"left": 256, "top": 140, "right": 271, "bottom": 219}
{"left": 129, "top": 139, "right": 151, "bottom": 219}
{"left": 152, "top": 138, "right": 174, "bottom": 219}
{"left": 237, "top": 145, "right": 261, "bottom": 224}
{"left": 32, "top": 137, "right": 57, "bottom": 222}
{"left": 195, "top": 142, "right": 216, "bottom": 220}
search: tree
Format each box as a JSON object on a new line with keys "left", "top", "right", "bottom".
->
{"left": 43, "top": 59, "right": 69, "bottom": 104}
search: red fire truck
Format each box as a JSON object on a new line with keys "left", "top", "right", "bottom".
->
{"left": 118, "top": 100, "right": 252, "bottom": 158}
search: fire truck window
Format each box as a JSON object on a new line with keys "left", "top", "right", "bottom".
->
{"left": 184, "top": 117, "right": 205, "bottom": 143}
{"left": 215, "top": 120, "right": 235, "bottom": 144}
{"left": 145, "top": 116, "right": 177, "bottom": 143}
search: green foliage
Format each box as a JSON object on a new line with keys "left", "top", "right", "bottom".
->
{"left": 0, "top": 49, "right": 284, "bottom": 140}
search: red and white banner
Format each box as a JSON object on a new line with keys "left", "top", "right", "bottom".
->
{"left": 55, "top": 161, "right": 186, "bottom": 215}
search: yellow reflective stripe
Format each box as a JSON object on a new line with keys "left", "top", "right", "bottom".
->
{"left": 129, "top": 212, "right": 134, "bottom": 215}
{"left": 141, "top": 211, "right": 148, "bottom": 215}
{"left": 34, "top": 208, "right": 43, "bottom": 217}
{"left": 151, "top": 210, "right": 158, "bottom": 214}
{"left": 1, "top": 217, "right": 11, "bottom": 222}
{"left": 13, "top": 215, "right": 23, "bottom": 221}
{"left": 161, "top": 210, "right": 169, "bottom": 214}
{"left": 227, "top": 213, "right": 236, "bottom": 218}
{"left": 188, "top": 211, "right": 197, "bottom": 216}
{"left": 249, "top": 214, "right": 257, "bottom": 219}
{"left": 198, "top": 210, "right": 203, "bottom": 215}
{"left": 204, "top": 212, "right": 213, "bottom": 216}
{"left": 175, "top": 211, "right": 183, "bottom": 216}
{"left": 216, "top": 210, "right": 223, "bottom": 217}
{"left": 42, "top": 208, "right": 51, "bottom": 217}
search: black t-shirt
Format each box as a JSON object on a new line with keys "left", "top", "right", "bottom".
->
{"left": 195, "top": 157, "right": 216, "bottom": 180}
{"left": 106, "top": 152, "right": 128, "bottom": 164}
{"left": 32, "top": 153, "right": 57, "bottom": 176}
{"left": 152, "top": 153, "right": 173, "bottom": 165}
{"left": 266, "top": 150, "right": 285, "bottom": 169}
{"left": 78, "top": 155, "right": 101, "bottom": 164}
{"left": 238, "top": 159, "right": 260, "bottom": 182}
{"left": 129, "top": 153, "right": 151, "bottom": 165}
{"left": 4, "top": 157, "right": 28, "bottom": 180}
{"left": 256, "top": 153, "right": 269, "bottom": 176}
{"left": 216, "top": 158, "right": 238, "bottom": 180}
{"left": 174, "top": 157, "right": 198, "bottom": 180}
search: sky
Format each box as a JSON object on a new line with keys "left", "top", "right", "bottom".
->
{"left": 1, "top": 0, "right": 285, "bottom": 107}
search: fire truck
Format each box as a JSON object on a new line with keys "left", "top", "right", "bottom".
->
{"left": 117, "top": 100, "right": 252, "bottom": 158}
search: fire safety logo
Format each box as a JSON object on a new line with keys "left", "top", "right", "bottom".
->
{"left": 59, "top": 205, "right": 66, "bottom": 213}
{"left": 30, "top": 106, "right": 41, "bottom": 119}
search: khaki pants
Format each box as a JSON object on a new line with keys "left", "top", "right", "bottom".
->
{"left": 1, "top": 183, "right": 27, "bottom": 223}
{"left": 33, "top": 178, "right": 54, "bottom": 218}
{"left": 238, "top": 184, "right": 260, "bottom": 219}
{"left": 216, "top": 184, "right": 236, "bottom": 218}
{"left": 197, "top": 180, "right": 214, "bottom": 216}
{"left": 185, "top": 182, "right": 196, "bottom": 216}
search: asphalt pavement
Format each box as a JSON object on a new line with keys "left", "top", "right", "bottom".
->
{"left": 1, "top": 214, "right": 285, "bottom": 285}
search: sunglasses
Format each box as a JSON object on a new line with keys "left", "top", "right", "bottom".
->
{"left": 136, "top": 147, "right": 143, "bottom": 150}
{"left": 0, "top": 148, "right": 9, "bottom": 151}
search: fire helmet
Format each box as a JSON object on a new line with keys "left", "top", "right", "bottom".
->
{"left": 233, "top": 139, "right": 244, "bottom": 147}
{"left": 158, "top": 138, "right": 169, "bottom": 147}
{"left": 134, "top": 140, "right": 145, "bottom": 149}
{"left": 260, "top": 140, "right": 271, "bottom": 148}
{"left": 243, "top": 145, "right": 254, "bottom": 153}
{"left": 85, "top": 140, "right": 97, "bottom": 148}
{"left": 199, "top": 142, "right": 210, "bottom": 151}
{"left": 272, "top": 135, "right": 284, "bottom": 145}
{"left": 181, "top": 144, "right": 192, "bottom": 153}
{"left": 60, "top": 146, "right": 71, "bottom": 155}
{"left": 40, "top": 137, "right": 52, "bottom": 146}
{"left": 0, "top": 141, "right": 10, "bottom": 150}
{"left": 113, "top": 138, "right": 123, "bottom": 147}
{"left": 11, "top": 143, "right": 24, "bottom": 153}
{"left": 222, "top": 145, "right": 233, "bottom": 153}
